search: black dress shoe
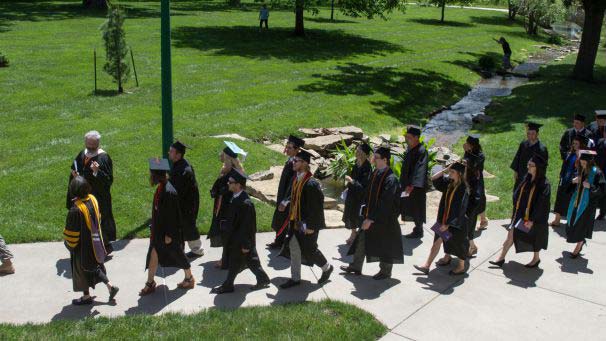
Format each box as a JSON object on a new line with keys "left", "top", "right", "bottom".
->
{"left": 404, "top": 231, "right": 423, "bottom": 239}
{"left": 372, "top": 272, "right": 391, "bottom": 280}
{"left": 211, "top": 285, "right": 235, "bottom": 294}
{"left": 569, "top": 252, "right": 580, "bottom": 259}
{"left": 72, "top": 297, "right": 93, "bottom": 305}
{"left": 266, "top": 242, "right": 282, "bottom": 250}
{"left": 318, "top": 265, "right": 334, "bottom": 284}
{"left": 489, "top": 259, "right": 505, "bottom": 267}
{"left": 524, "top": 260, "right": 541, "bottom": 268}
{"left": 186, "top": 251, "right": 203, "bottom": 259}
{"left": 250, "top": 279, "right": 271, "bottom": 291}
{"left": 109, "top": 286, "right": 119, "bottom": 301}
{"left": 339, "top": 265, "right": 361, "bottom": 275}
{"left": 279, "top": 279, "right": 301, "bottom": 289}
{"left": 413, "top": 265, "right": 429, "bottom": 275}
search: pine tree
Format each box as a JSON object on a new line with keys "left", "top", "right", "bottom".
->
{"left": 101, "top": 5, "right": 129, "bottom": 93}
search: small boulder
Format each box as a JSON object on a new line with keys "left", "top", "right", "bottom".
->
{"left": 249, "top": 170, "right": 274, "bottom": 182}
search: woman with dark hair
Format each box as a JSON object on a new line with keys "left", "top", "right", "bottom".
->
{"left": 489, "top": 154, "right": 551, "bottom": 268}
{"left": 565, "top": 150, "right": 606, "bottom": 258}
{"left": 463, "top": 135, "right": 486, "bottom": 256}
{"left": 64, "top": 176, "right": 118, "bottom": 305}
{"left": 342, "top": 143, "right": 372, "bottom": 245}
{"left": 414, "top": 162, "right": 469, "bottom": 276}
{"left": 551, "top": 135, "right": 584, "bottom": 227}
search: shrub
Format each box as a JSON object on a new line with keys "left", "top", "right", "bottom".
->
{"left": 478, "top": 55, "right": 497, "bottom": 71}
{"left": 547, "top": 34, "right": 563, "bottom": 45}
{"left": 0, "top": 52, "right": 8, "bottom": 67}
{"left": 327, "top": 139, "right": 357, "bottom": 181}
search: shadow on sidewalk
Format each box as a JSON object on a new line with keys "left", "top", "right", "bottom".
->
{"left": 51, "top": 297, "right": 113, "bottom": 321}
{"left": 555, "top": 252, "right": 594, "bottom": 275}
{"left": 341, "top": 273, "right": 401, "bottom": 300}
{"left": 56, "top": 258, "right": 71, "bottom": 279}
{"left": 124, "top": 284, "right": 186, "bottom": 315}
{"left": 414, "top": 267, "right": 466, "bottom": 295}
{"left": 501, "top": 261, "right": 544, "bottom": 288}
{"left": 266, "top": 277, "right": 323, "bottom": 304}
{"left": 266, "top": 248, "right": 290, "bottom": 271}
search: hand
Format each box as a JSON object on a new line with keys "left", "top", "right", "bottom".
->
{"left": 406, "top": 185, "right": 413, "bottom": 194}
{"left": 241, "top": 248, "right": 250, "bottom": 254}
{"left": 164, "top": 236, "right": 172, "bottom": 244}
{"left": 345, "top": 175, "right": 353, "bottom": 183}
{"left": 361, "top": 219, "right": 373, "bottom": 230}
{"left": 71, "top": 170, "right": 78, "bottom": 177}
{"left": 91, "top": 161, "right": 100, "bottom": 173}
{"left": 583, "top": 181, "right": 590, "bottom": 189}
{"left": 439, "top": 225, "right": 448, "bottom": 232}
{"left": 572, "top": 176, "right": 579, "bottom": 184}
{"left": 524, "top": 221, "right": 533, "bottom": 229}
{"left": 304, "top": 228, "right": 315, "bottom": 235}
{"left": 278, "top": 204, "right": 286, "bottom": 212}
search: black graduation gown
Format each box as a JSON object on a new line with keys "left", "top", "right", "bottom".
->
{"left": 511, "top": 175, "right": 550, "bottom": 253}
{"left": 596, "top": 138, "right": 606, "bottom": 212}
{"left": 169, "top": 158, "right": 200, "bottom": 241}
{"left": 342, "top": 160, "right": 372, "bottom": 229}
{"left": 271, "top": 158, "right": 295, "bottom": 232}
{"left": 224, "top": 192, "right": 260, "bottom": 266}
{"left": 348, "top": 167, "right": 404, "bottom": 264}
{"left": 64, "top": 200, "right": 107, "bottom": 292}
{"left": 207, "top": 173, "right": 233, "bottom": 247}
{"left": 433, "top": 177, "right": 469, "bottom": 260}
{"left": 510, "top": 140, "right": 549, "bottom": 190}
{"left": 554, "top": 152, "right": 577, "bottom": 216}
{"left": 279, "top": 176, "right": 326, "bottom": 266}
{"left": 566, "top": 168, "right": 606, "bottom": 243}
{"left": 146, "top": 181, "right": 190, "bottom": 270}
{"left": 400, "top": 143, "right": 428, "bottom": 224}
{"left": 66, "top": 150, "right": 116, "bottom": 244}
{"left": 560, "top": 128, "right": 592, "bottom": 159}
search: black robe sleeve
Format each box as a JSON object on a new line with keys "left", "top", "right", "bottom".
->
{"left": 560, "top": 130, "right": 570, "bottom": 160}
{"left": 367, "top": 174, "right": 399, "bottom": 225}
{"left": 161, "top": 190, "right": 183, "bottom": 240}
{"left": 510, "top": 142, "right": 523, "bottom": 172}
{"left": 63, "top": 206, "right": 82, "bottom": 251}
{"left": 301, "top": 180, "right": 325, "bottom": 230}
{"left": 432, "top": 176, "right": 449, "bottom": 193}
{"left": 445, "top": 186, "right": 469, "bottom": 230}
{"left": 411, "top": 146, "right": 428, "bottom": 188}
{"left": 234, "top": 200, "right": 256, "bottom": 250}
{"left": 94, "top": 153, "right": 114, "bottom": 188}
{"left": 348, "top": 162, "right": 371, "bottom": 193}
{"left": 529, "top": 180, "right": 551, "bottom": 225}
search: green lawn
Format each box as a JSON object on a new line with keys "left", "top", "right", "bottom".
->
{"left": 471, "top": 49, "right": 606, "bottom": 219}
{"left": 0, "top": 300, "right": 387, "bottom": 340}
{"left": 0, "top": 1, "right": 553, "bottom": 243}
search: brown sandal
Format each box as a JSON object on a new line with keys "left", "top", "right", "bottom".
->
{"left": 177, "top": 277, "right": 195, "bottom": 290}
{"left": 477, "top": 220, "right": 489, "bottom": 231}
{"left": 139, "top": 281, "right": 156, "bottom": 296}
{"left": 468, "top": 245, "right": 478, "bottom": 257}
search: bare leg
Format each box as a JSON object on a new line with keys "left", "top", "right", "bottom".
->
{"left": 573, "top": 241, "right": 584, "bottom": 254}
{"left": 494, "top": 229, "right": 514, "bottom": 262}
{"left": 184, "top": 268, "right": 193, "bottom": 280}
{"left": 422, "top": 238, "right": 443, "bottom": 269}
{"left": 346, "top": 229, "right": 357, "bottom": 244}
{"left": 479, "top": 212, "right": 489, "bottom": 228}
{"left": 550, "top": 213, "right": 561, "bottom": 226}
{"left": 147, "top": 248, "right": 159, "bottom": 283}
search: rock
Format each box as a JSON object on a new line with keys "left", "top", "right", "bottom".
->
{"left": 246, "top": 166, "right": 284, "bottom": 205}
{"left": 483, "top": 170, "right": 496, "bottom": 179}
{"left": 379, "top": 134, "right": 391, "bottom": 142}
{"left": 472, "top": 114, "right": 494, "bottom": 124}
{"left": 308, "top": 149, "right": 322, "bottom": 159}
{"left": 298, "top": 128, "right": 325, "bottom": 137}
{"left": 369, "top": 136, "right": 383, "bottom": 147}
{"left": 249, "top": 170, "right": 273, "bottom": 182}
{"left": 337, "top": 204, "right": 345, "bottom": 212}
{"left": 210, "top": 133, "right": 249, "bottom": 141}
{"left": 431, "top": 146, "right": 460, "bottom": 163}
{"left": 332, "top": 126, "right": 364, "bottom": 139}
{"left": 486, "top": 194, "right": 499, "bottom": 203}
{"left": 304, "top": 134, "right": 354, "bottom": 154}
{"left": 361, "top": 135, "right": 370, "bottom": 143}
{"left": 324, "top": 209, "right": 345, "bottom": 229}
{"left": 324, "top": 196, "right": 338, "bottom": 210}
{"left": 266, "top": 144, "right": 285, "bottom": 154}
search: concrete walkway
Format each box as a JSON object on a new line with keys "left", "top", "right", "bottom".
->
{"left": 1, "top": 216, "right": 605, "bottom": 340}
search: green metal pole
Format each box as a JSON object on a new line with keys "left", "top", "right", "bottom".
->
{"left": 160, "top": 0, "right": 173, "bottom": 158}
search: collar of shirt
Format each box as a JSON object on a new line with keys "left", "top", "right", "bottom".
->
{"left": 297, "top": 172, "right": 306, "bottom": 180}
{"left": 232, "top": 190, "right": 243, "bottom": 199}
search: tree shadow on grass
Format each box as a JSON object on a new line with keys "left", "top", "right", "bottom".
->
{"left": 407, "top": 18, "right": 474, "bottom": 28}
{"left": 481, "top": 63, "right": 606, "bottom": 135}
{"left": 305, "top": 17, "right": 358, "bottom": 24}
{"left": 296, "top": 63, "right": 470, "bottom": 124}
{"left": 171, "top": 26, "right": 404, "bottom": 62}
{"left": 468, "top": 15, "right": 518, "bottom": 27}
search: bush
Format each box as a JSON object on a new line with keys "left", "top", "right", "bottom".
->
{"left": 326, "top": 139, "right": 357, "bottom": 181}
{"left": 0, "top": 53, "right": 8, "bottom": 67}
{"left": 478, "top": 55, "right": 497, "bottom": 71}
{"left": 547, "top": 34, "right": 563, "bottom": 45}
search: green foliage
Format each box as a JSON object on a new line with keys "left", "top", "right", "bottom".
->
{"left": 327, "top": 139, "right": 358, "bottom": 180}
{"left": 428, "top": 0, "right": 474, "bottom": 21}
{"left": 101, "top": 5, "right": 130, "bottom": 93}
{"left": 479, "top": 55, "right": 497, "bottom": 71}
{"left": 0, "top": 52, "right": 8, "bottom": 67}
{"left": 389, "top": 133, "right": 437, "bottom": 179}
{"left": 339, "top": 0, "right": 407, "bottom": 20}
{"left": 547, "top": 33, "right": 564, "bottom": 45}
{"left": 513, "top": 0, "right": 566, "bottom": 35}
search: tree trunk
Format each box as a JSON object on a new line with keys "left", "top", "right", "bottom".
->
{"left": 508, "top": 1, "right": 517, "bottom": 20}
{"left": 440, "top": 0, "right": 445, "bottom": 23}
{"left": 573, "top": 0, "right": 606, "bottom": 81}
{"left": 294, "top": 0, "right": 305, "bottom": 36}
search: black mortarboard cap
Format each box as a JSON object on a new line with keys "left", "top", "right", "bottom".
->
{"left": 526, "top": 121, "right": 543, "bottom": 132}
{"left": 406, "top": 125, "right": 422, "bottom": 137}
{"left": 228, "top": 168, "right": 248, "bottom": 186}
{"left": 374, "top": 146, "right": 391, "bottom": 160}
{"left": 149, "top": 158, "right": 170, "bottom": 171}
{"left": 574, "top": 113, "right": 586, "bottom": 122}
{"left": 595, "top": 110, "right": 606, "bottom": 119}
{"left": 171, "top": 140, "right": 190, "bottom": 155}
{"left": 530, "top": 153, "right": 548, "bottom": 168}
{"left": 579, "top": 150, "right": 597, "bottom": 161}
{"left": 288, "top": 135, "right": 305, "bottom": 149}
{"left": 296, "top": 149, "right": 313, "bottom": 164}
{"left": 358, "top": 143, "right": 372, "bottom": 155}
{"left": 466, "top": 134, "right": 480, "bottom": 144}
{"left": 450, "top": 162, "right": 466, "bottom": 173}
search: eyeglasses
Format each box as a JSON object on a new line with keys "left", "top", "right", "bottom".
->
{"left": 293, "top": 159, "right": 303, "bottom": 163}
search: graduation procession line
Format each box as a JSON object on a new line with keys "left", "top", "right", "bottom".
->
{"left": 1, "top": 216, "right": 605, "bottom": 340}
